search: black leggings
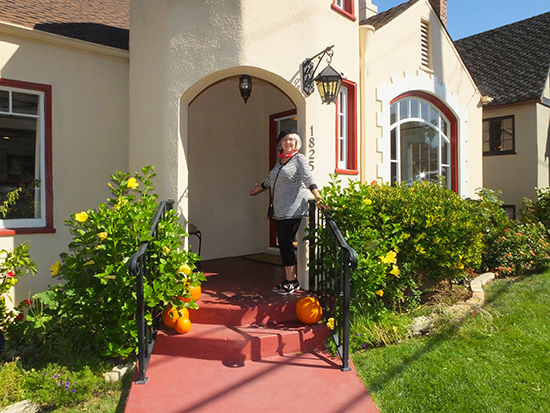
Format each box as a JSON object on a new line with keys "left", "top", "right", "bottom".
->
{"left": 275, "top": 218, "right": 302, "bottom": 267}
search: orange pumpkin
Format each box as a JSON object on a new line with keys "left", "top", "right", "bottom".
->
{"left": 182, "top": 285, "right": 202, "bottom": 303}
{"left": 295, "top": 296, "right": 323, "bottom": 325}
{"left": 177, "top": 307, "right": 190, "bottom": 320}
{"left": 190, "top": 285, "right": 201, "bottom": 302}
{"left": 162, "top": 305, "right": 180, "bottom": 328}
{"left": 174, "top": 317, "right": 192, "bottom": 334}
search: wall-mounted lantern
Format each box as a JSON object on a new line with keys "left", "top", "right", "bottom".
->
{"left": 239, "top": 75, "right": 252, "bottom": 104}
{"left": 302, "top": 45, "right": 343, "bottom": 104}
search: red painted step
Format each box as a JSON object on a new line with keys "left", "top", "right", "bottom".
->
{"left": 189, "top": 289, "right": 308, "bottom": 326}
{"left": 154, "top": 257, "right": 330, "bottom": 363}
{"left": 155, "top": 321, "right": 329, "bottom": 362}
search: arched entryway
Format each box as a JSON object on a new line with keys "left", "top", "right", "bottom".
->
{"left": 186, "top": 75, "right": 298, "bottom": 260}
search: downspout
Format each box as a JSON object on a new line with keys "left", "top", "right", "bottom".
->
{"left": 359, "top": 24, "right": 375, "bottom": 183}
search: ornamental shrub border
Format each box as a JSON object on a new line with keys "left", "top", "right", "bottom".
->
{"left": 317, "top": 177, "right": 550, "bottom": 330}
{"left": 4, "top": 166, "right": 204, "bottom": 365}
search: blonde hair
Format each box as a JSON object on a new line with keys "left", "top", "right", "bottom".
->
{"left": 277, "top": 132, "right": 302, "bottom": 153}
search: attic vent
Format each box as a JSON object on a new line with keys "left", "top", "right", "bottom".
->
{"left": 420, "top": 20, "right": 430, "bottom": 68}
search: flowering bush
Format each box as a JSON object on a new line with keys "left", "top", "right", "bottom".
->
{"left": 0, "top": 244, "right": 36, "bottom": 330}
{"left": 485, "top": 223, "right": 550, "bottom": 275}
{"left": 316, "top": 177, "right": 485, "bottom": 318}
{"left": 473, "top": 187, "right": 550, "bottom": 275}
{"left": 317, "top": 177, "right": 405, "bottom": 315}
{"left": 5, "top": 166, "right": 203, "bottom": 361}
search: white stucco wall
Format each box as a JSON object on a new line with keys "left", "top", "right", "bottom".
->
{"left": 361, "top": 0, "right": 483, "bottom": 198}
{"left": 129, "top": 0, "right": 360, "bottom": 272}
{"left": 0, "top": 25, "right": 129, "bottom": 303}
{"left": 129, "top": 0, "right": 359, "bottom": 202}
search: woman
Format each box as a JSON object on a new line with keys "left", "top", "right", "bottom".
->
{"left": 250, "top": 128, "right": 323, "bottom": 294}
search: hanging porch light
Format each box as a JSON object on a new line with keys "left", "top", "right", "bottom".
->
{"left": 302, "top": 45, "right": 343, "bottom": 104}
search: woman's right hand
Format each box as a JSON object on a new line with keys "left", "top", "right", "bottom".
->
{"left": 250, "top": 183, "right": 264, "bottom": 196}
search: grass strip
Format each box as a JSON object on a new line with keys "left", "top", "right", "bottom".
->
{"left": 352, "top": 270, "right": 550, "bottom": 413}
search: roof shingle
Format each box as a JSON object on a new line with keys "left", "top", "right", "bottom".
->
{"left": 361, "top": 0, "right": 420, "bottom": 29}
{"left": 0, "top": 0, "right": 129, "bottom": 50}
{"left": 455, "top": 12, "right": 550, "bottom": 108}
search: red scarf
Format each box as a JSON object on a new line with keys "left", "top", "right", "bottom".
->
{"left": 278, "top": 150, "right": 298, "bottom": 159}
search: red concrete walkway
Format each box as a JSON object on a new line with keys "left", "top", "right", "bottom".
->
{"left": 124, "top": 256, "right": 379, "bottom": 413}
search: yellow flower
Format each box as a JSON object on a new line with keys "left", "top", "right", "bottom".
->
{"left": 127, "top": 177, "right": 139, "bottom": 189}
{"left": 163, "top": 246, "right": 170, "bottom": 254}
{"left": 75, "top": 211, "right": 88, "bottom": 223}
{"left": 326, "top": 317, "right": 335, "bottom": 330}
{"left": 50, "top": 261, "right": 60, "bottom": 276}
{"left": 178, "top": 263, "right": 192, "bottom": 276}
{"left": 97, "top": 232, "right": 108, "bottom": 240}
{"left": 364, "top": 199, "right": 373, "bottom": 205}
{"left": 380, "top": 250, "right": 397, "bottom": 265}
{"left": 416, "top": 245, "right": 426, "bottom": 254}
{"left": 392, "top": 326, "right": 398, "bottom": 333}
{"left": 375, "top": 289, "right": 384, "bottom": 297}
{"left": 84, "top": 260, "right": 95, "bottom": 266}
{"left": 390, "top": 264, "right": 400, "bottom": 277}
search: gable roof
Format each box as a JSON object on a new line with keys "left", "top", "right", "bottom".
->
{"left": 361, "top": 0, "right": 420, "bottom": 29}
{"left": 0, "top": 0, "right": 129, "bottom": 50}
{"left": 455, "top": 12, "right": 550, "bottom": 108}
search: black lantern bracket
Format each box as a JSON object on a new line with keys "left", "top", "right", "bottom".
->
{"left": 302, "top": 45, "right": 343, "bottom": 104}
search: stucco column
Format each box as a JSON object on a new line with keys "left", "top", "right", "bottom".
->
{"left": 359, "top": 24, "right": 376, "bottom": 183}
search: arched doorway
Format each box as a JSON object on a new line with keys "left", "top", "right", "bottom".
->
{"left": 187, "top": 75, "right": 297, "bottom": 260}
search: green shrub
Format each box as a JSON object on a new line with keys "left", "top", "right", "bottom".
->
{"left": 365, "top": 180, "right": 484, "bottom": 283}
{"left": 4, "top": 166, "right": 204, "bottom": 365}
{"left": 0, "top": 361, "right": 26, "bottom": 407}
{"left": 483, "top": 222, "right": 550, "bottom": 275}
{"left": 473, "top": 187, "right": 550, "bottom": 275}
{"left": 25, "top": 364, "right": 100, "bottom": 408}
{"left": 319, "top": 178, "right": 484, "bottom": 317}
{"left": 521, "top": 187, "right": 550, "bottom": 235}
{"left": 0, "top": 361, "right": 124, "bottom": 410}
{"left": 319, "top": 177, "right": 405, "bottom": 315}
{"left": 0, "top": 244, "right": 36, "bottom": 330}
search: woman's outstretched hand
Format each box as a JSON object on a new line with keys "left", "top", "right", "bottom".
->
{"left": 250, "top": 183, "right": 265, "bottom": 196}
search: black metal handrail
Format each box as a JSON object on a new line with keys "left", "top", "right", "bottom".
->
{"left": 128, "top": 199, "right": 174, "bottom": 384}
{"left": 308, "top": 199, "right": 358, "bottom": 371}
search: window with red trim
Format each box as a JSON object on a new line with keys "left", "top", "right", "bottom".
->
{"left": 335, "top": 80, "right": 358, "bottom": 175}
{"left": 0, "top": 78, "right": 54, "bottom": 235}
{"left": 332, "top": 0, "right": 356, "bottom": 21}
{"left": 389, "top": 92, "right": 458, "bottom": 192}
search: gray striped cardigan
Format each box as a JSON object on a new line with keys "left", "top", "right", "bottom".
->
{"left": 262, "top": 153, "right": 318, "bottom": 220}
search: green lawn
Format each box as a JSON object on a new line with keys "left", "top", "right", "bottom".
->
{"left": 352, "top": 270, "right": 550, "bottom": 413}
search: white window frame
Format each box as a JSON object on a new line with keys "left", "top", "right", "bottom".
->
{"left": 390, "top": 97, "right": 451, "bottom": 188}
{"left": 0, "top": 86, "right": 46, "bottom": 229}
{"left": 335, "top": 0, "right": 345, "bottom": 9}
{"left": 337, "top": 86, "right": 349, "bottom": 170}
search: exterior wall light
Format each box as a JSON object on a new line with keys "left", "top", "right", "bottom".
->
{"left": 302, "top": 45, "right": 343, "bottom": 104}
{"left": 239, "top": 75, "right": 252, "bottom": 104}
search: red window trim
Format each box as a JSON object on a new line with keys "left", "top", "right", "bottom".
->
{"left": 391, "top": 90, "right": 458, "bottom": 193}
{"left": 331, "top": 0, "right": 357, "bottom": 22}
{"left": 0, "top": 78, "right": 55, "bottom": 236}
{"left": 335, "top": 79, "right": 358, "bottom": 175}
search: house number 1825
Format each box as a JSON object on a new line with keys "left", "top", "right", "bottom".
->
{"left": 308, "top": 125, "right": 315, "bottom": 171}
